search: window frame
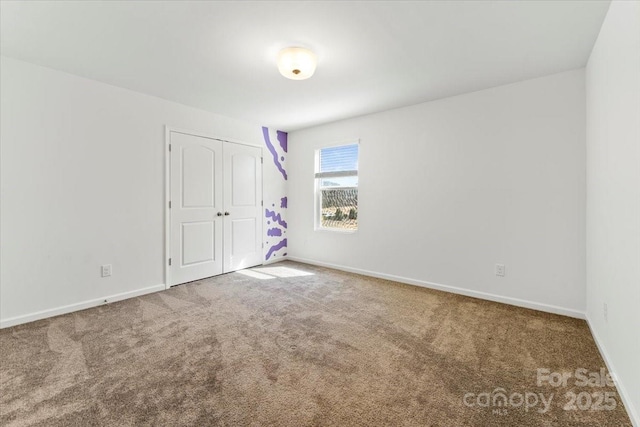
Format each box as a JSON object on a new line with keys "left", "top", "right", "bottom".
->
{"left": 314, "top": 140, "right": 360, "bottom": 233}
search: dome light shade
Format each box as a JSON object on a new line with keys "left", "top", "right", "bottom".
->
{"left": 277, "top": 47, "right": 317, "bottom": 80}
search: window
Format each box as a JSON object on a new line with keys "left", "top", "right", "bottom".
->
{"left": 315, "top": 143, "right": 359, "bottom": 231}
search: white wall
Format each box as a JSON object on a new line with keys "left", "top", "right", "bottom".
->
{"left": 288, "top": 69, "right": 586, "bottom": 317}
{"left": 586, "top": 1, "right": 640, "bottom": 424}
{"left": 0, "top": 56, "right": 282, "bottom": 327}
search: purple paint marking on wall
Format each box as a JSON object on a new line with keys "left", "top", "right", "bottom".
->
{"left": 265, "top": 209, "right": 287, "bottom": 228}
{"left": 267, "top": 227, "right": 282, "bottom": 237}
{"left": 262, "top": 127, "right": 287, "bottom": 180}
{"left": 277, "top": 130, "right": 288, "bottom": 152}
{"left": 266, "top": 238, "right": 287, "bottom": 260}
{"left": 262, "top": 126, "right": 288, "bottom": 260}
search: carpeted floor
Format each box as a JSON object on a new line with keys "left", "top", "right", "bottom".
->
{"left": 0, "top": 261, "right": 632, "bottom": 426}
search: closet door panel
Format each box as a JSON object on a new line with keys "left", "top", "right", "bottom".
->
{"left": 169, "top": 132, "right": 223, "bottom": 285}
{"left": 223, "top": 143, "right": 263, "bottom": 272}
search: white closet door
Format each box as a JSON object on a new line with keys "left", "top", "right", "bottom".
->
{"left": 169, "top": 131, "right": 223, "bottom": 285}
{"left": 223, "top": 143, "right": 263, "bottom": 273}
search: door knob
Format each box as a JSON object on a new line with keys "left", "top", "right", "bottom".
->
{"left": 216, "top": 212, "right": 222, "bottom": 217}
{"left": 224, "top": 212, "right": 230, "bottom": 216}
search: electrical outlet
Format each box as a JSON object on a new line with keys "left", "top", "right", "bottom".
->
{"left": 603, "top": 303, "right": 608, "bottom": 323}
{"left": 495, "top": 264, "right": 505, "bottom": 277}
{"left": 101, "top": 264, "right": 112, "bottom": 277}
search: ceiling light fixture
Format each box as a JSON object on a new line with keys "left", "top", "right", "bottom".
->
{"left": 277, "top": 47, "right": 317, "bottom": 80}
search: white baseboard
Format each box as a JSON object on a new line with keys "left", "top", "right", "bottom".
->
{"left": 287, "top": 256, "right": 585, "bottom": 319}
{"left": 0, "top": 284, "right": 165, "bottom": 329}
{"left": 586, "top": 316, "right": 639, "bottom": 427}
{"left": 1, "top": 256, "right": 292, "bottom": 329}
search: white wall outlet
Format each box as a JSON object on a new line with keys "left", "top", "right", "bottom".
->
{"left": 603, "top": 302, "right": 608, "bottom": 323}
{"left": 495, "top": 264, "right": 505, "bottom": 277}
{"left": 101, "top": 264, "right": 112, "bottom": 277}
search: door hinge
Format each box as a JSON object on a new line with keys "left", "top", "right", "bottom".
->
{"left": 261, "top": 157, "right": 263, "bottom": 164}
{"left": 168, "top": 258, "right": 172, "bottom": 266}
{"left": 262, "top": 243, "right": 264, "bottom": 249}
{"left": 169, "top": 201, "right": 171, "bottom": 209}
{"left": 261, "top": 200, "right": 263, "bottom": 206}
{"left": 169, "top": 144, "right": 172, "bottom": 152}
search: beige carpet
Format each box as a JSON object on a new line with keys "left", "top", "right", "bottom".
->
{"left": 0, "top": 261, "right": 632, "bottom": 426}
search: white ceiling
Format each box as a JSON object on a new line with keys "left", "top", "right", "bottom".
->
{"left": 1, "top": 1, "right": 610, "bottom": 131}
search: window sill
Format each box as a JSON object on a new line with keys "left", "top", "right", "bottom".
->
{"left": 314, "top": 227, "right": 358, "bottom": 234}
